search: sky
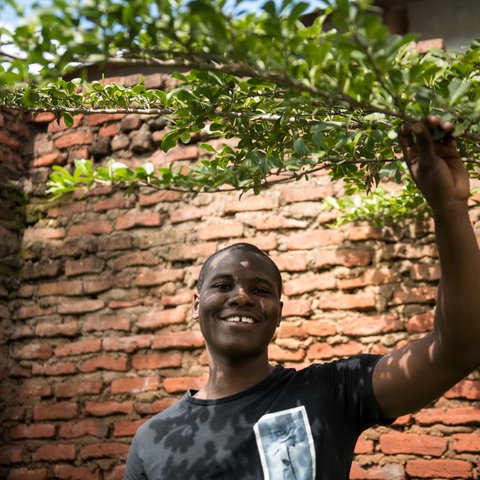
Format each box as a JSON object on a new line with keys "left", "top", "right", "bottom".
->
{"left": 1, "top": 0, "right": 41, "bottom": 27}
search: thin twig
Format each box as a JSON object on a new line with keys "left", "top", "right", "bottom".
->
{"left": 2, "top": 106, "right": 172, "bottom": 116}
{"left": 0, "top": 50, "right": 23, "bottom": 61}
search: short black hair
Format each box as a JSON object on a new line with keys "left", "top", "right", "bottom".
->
{"left": 197, "top": 243, "right": 282, "bottom": 296}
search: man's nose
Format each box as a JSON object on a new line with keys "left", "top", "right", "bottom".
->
{"left": 228, "top": 287, "right": 253, "bottom": 305}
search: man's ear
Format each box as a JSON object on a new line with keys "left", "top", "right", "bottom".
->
{"left": 192, "top": 292, "right": 200, "bottom": 319}
{"left": 276, "top": 300, "right": 283, "bottom": 327}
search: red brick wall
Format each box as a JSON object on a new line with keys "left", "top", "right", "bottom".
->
{"left": 1, "top": 87, "right": 479, "bottom": 479}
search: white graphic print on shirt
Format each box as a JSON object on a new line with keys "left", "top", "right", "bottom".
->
{"left": 254, "top": 406, "right": 316, "bottom": 480}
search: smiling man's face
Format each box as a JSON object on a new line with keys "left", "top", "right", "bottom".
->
{"left": 193, "top": 249, "right": 283, "bottom": 361}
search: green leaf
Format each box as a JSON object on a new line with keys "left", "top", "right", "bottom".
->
{"left": 200, "top": 143, "right": 217, "bottom": 153}
{"left": 62, "top": 111, "right": 74, "bottom": 127}
{"left": 161, "top": 131, "right": 178, "bottom": 152}
{"left": 448, "top": 79, "right": 471, "bottom": 106}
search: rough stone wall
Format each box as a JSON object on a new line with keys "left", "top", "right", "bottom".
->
{"left": 0, "top": 111, "right": 30, "bottom": 295}
{"left": 0, "top": 81, "right": 479, "bottom": 479}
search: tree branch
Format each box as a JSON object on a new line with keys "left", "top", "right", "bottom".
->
{"left": 104, "top": 56, "right": 414, "bottom": 121}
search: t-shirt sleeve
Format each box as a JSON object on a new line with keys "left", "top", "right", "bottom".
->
{"left": 125, "top": 431, "right": 148, "bottom": 480}
{"left": 330, "top": 354, "right": 395, "bottom": 433}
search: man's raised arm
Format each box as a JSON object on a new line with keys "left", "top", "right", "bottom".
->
{"left": 372, "top": 116, "right": 480, "bottom": 419}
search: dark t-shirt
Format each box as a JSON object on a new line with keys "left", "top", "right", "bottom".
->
{"left": 125, "top": 354, "right": 390, "bottom": 480}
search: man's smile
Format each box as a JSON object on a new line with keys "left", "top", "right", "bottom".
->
{"left": 222, "top": 315, "right": 257, "bottom": 324}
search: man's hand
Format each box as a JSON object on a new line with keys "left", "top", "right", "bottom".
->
{"left": 398, "top": 116, "right": 470, "bottom": 214}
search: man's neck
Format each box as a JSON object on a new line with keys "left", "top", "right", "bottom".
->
{"left": 194, "top": 354, "right": 274, "bottom": 400}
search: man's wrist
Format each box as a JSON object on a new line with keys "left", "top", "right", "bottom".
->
{"left": 431, "top": 200, "right": 470, "bottom": 222}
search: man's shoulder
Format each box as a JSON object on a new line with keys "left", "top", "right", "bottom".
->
{"left": 299, "top": 353, "right": 383, "bottom": 375}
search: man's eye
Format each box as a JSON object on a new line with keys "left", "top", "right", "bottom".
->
{"left": 254, "top": 287, "right": 271, "bottom": 295}
{"left": 214, "top": 283, "right": 230, "bottom": 290}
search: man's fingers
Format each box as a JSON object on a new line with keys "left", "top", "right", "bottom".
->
{"left": 398, "top": 117, "right": 457, "bottom": 172}
{"left": 411, "top": 122, "right": 437, "bottom": 170}
{"left": 397, "top": 123, "right": 415, "bottom": 159}
{"left": 426, "top": 115, "right": 454, "bottom": 135}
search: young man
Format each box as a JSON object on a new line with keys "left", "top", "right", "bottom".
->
{"left": 125, "top": 117, "right": 480, "bottom": 479}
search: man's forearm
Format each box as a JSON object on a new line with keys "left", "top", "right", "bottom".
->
{"left": 433, "top": 202, "right": 480, "bottom": 370}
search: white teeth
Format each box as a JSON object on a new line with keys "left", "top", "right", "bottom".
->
{"left": 225, "top": 316, "right": 255, "bottom": 324}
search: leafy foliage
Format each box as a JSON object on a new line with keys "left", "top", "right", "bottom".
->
{"left": 1, "top": 0, "right": 480, "bottom": 221}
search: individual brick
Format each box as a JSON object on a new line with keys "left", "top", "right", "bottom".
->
{"left": 111, "top": 376, "right": 160, "bottom": 394}
{"left": 115, "top": 212, "right": 163, "bottom": 230}
{"left": 307, "top": 341, "right": 364, "bottom": 360}
{"left": 79, "top": 355, "right": 129, "bottom": 373}
{"left": 55, "top": 380, "right": 103, "bottom": 398}
{"left": 84, "top": 401, "right": 133, "bottom": 416}
{"left": 57, "top": 299, "right": 105, "bottom": 315}
{"left": 132, "top": 352, "right": 182, "bottom": 370}
{"left": 379, "top": 432, "right": 447, "bottom": 456}
{"left": 163, "top": 376, "right": 207, "bottom": 393}
{"left": 197, "top": 222, "right": 244, "bottom": 240}
{"left": 31, "top": 444, "right": 76, "bottom": 462}
{"left": 152, "top": 331, "right": 205, "bottom": 349}
{"left": 281, "top": 299, "right": 312, "bottom": 317}
{"left": 405, "top": 459, "right": 472, "bottom": 479}
{"left": 55, "top": 339, "right": 102, "bottom": 357}
{"left": 65, "top": 257, "right": 105, "bottom": 277}
{"left": 102, "top": 335, "right": 152, "bottom": 353}
{"left": 285, "top": 230, "right": 344, "bottom": 250}
{"left": 53, "top": 465, "right": 100, "bottom": 480}
{"left": 9, "top": 423, "right": 56, "bottom": 439}
{"left": 33, "top": 402, "right": 78, "bottom": 421}
{"left": 284, "top": 273, "right": 336, "bottom": 295}
{"left": 54, "top": 129, "right": 93, "bottom": 149}
{"left": 137, "top": 307, "right": 186, "bottom": 330}
{"left": 80, "top": 442, "right": 130, "bottom": 460}
{"left": 59, "top": 419, "right": 108, "bottom": 439}
{"left": 113, "top": 419, "right": 147, "bottom": 437}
